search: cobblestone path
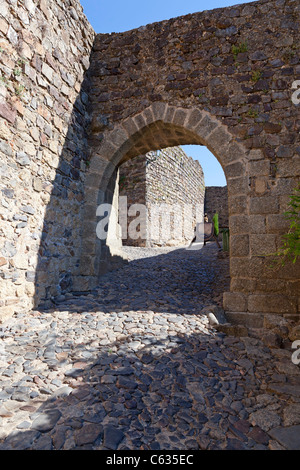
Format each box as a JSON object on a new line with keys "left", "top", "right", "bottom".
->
{"left": 0, "top": 244, "right": 299, "bottom": 450}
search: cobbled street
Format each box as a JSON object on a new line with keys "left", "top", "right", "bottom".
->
{"left": 0, "top": 243, "right": 299, "bottom": 450}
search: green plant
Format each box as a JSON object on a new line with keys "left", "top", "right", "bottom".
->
{"left": 0, "top": 75, "right": 9, "bottom": 86}
{"left": 14, "top": 83, "right": 25, "bottom": 96}
{"left": 270, "top": 184, "right": 300, "bottom": 266}
{"left": 119, "top": 174, "right": 127, "bottom": 190}
{"left": 13, "top": 67, "right": 22, "bottom": 77}
{"left": 251, "top": 70, "right": 262, "bottom": 83}
{"left": 0, "top": 55, "right": 27, "bottom": 98}
{"left": 283, "top": 49, "right": 296, "bottom": 62}
{"left": 17, "top": 57, "right": 27, "bottom": 66}
{"left": 247, "top": 108, "right": 259, "bottom": 118}
{"left": 232, "top": 41, "right": 248, "bottom": 60}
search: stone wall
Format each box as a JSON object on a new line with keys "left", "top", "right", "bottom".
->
{"left": 0, "top": 0, "right": 300, "bottom": 324}
{"left": 204, "top": 186, "right": 229, "bottom": 229}
{"left": 83, "top": 0, "right": 300, "bottom": 322}
{"left": 119, "top": 146, "right": 205, "bottom": 247}
{"left": 119, "top": 154, "right": 147, "bottom": 246}
{"left": 0, "top": 0, "right": 95, "bottom": 321}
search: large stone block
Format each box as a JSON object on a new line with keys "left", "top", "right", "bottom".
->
{"left": 225, "top": 161, "right": 245, "bottom": 179}
{"left": 195, "top": 115, "right": 218, "bottom": 140}
{"left": 230, "top": 234, "right": 249, "bottom": 257}
{"left": 172, "top": 108, "right": 188, "bottom": 126}
{"left": 248, "top": 294, "right": 298, "bottom": 314}
{"left": 248, "top": 160, "right": 271, "bottom": 177}
{"left": 249, "top": 196, "right": 279, "bottom": 214}
{"left": 276, "top": 157, "right": 300, "bottom": 178}
{"left": 225, "top": 311, "right": 264, "bottom": 328}
{"left": 223, "top": 142, "right": 245, "bottom": 165}
{"left": 89, "top": 155, "right": 110, "bottom": 175}
{"left": 122, "top": 117, "right": 139, "bottom": 137}
{"left": 266, "top": 214, "right": 290, "bottom": 233}
{"left": 72, "top": 275, "right": 98, "bottom": 292}
{"left": 223, "top": 291, "right": 248, "bottom": 312}
{"left": 228, "top": 177, "right": 250, "bottom": 196}
{"left": 248, "top": 215, "right": 266, "bottom": 233}
{"left": 151, "top": 102, "right": 167, "bottom": 121}
{"left": 249, "top": 234, "right": 277, "bottom": 256}
{"left": 230, "top": 256, "right": 264, "bottom": 279}
{"left": 78, "top": 256, "right": 97, "bottom": 276}
{"left": 228, "top": 195, "right": 247, "bottom": 215}
{"left": 186, "top": 108, "right": 204, "bottom": 130}
{"left": 230, "top": 277, "right": 256, "bottom": 294}
{"left": 229, "top": 215, "right": 249, "bottom": 234}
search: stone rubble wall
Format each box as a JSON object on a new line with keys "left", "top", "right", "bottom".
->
{"left": 86, "top": 0, "right": 300, "bottom": 319}
{"left": 0, "top": 0, "right": 95, "bottom": 321}
{"left": 119, "top": 155, "right": 147, "bottom": 247}
{"left": 119, "top": 147, "right": 205, "bottom": 247}
{"left": 204, "top": 186, "right": 229, "bottom": 229}
{"left": 0, "top": 0, "right": 300, "bottom": 323}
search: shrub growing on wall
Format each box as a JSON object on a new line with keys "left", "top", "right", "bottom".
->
{"left": 274, "top": 184, "right": 300, "bottom": 266}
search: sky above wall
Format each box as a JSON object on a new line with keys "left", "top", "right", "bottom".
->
{"left": 80, "top": 0, "right": 255, "bottom": 34}
{"left": 80, "top": 0, "right": 255, "bottom": 186}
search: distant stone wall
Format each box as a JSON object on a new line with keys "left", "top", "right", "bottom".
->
{"left": 205, "top": 186, "right": 229, "bottom": 229}
{"left": 0, "top": 0, "right": 95, "bottom": 320}
{"left": 119, "top": 147, "right": 205, "bottom": 247}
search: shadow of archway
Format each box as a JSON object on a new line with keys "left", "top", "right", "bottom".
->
{"left": 0, "top": 325, "right": 260, "bottom": 451}
{"left": 0, "top": 243, "right": 236, "bottom": 450}
{"left": 32, "top": 50, "right": 95, "bottom": 310}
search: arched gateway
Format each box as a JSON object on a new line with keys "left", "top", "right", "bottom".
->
{"left": 80, "top": 104, "right": 253, "bottom": 321}
{"left": 76, "top": 0, "right": 300, "bottom": 325}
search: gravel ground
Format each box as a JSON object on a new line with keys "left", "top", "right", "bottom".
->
{"left": 0, "top": 243, "right": 299, "bottom": 450}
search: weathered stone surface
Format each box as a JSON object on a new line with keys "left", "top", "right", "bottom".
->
{"left": 269, "top": 426, "right": 300, "bottom": 450}
{"left": 103, "top": 426, "right": 125, "bottom": 450}
{"left": 119, "top": 147, "right": 205, "bottom": 247}
{"left": 0, "top": 245, "right": 299, "bottom": 451}
{"left": 0, "top": 0, "right": 95, "bottom": 320}
{"left": 74, "top": 424, "right": 103, "bottom": 446}
{"left": 31, "top": 410, "right": 62, "bottom": 433}
{"left": 0, "top": 0, "right": 299, "bottom": 329}
{"left": 283, "top": 405, "right": 300, "bottom": 427}
{"left": 249, "top": 409, "right": 281, "bottom": 432}
{"left": 205, "top": 187, "right": 228, "bottom": 229}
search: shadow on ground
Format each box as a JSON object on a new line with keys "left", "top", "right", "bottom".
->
{"left": 0, "top": 243, "right": 254, "bottom": 451}
{"left": 39, "top": 243, "right": 230, "bottom": 316}
{"left": 0, "top": 326, "right": 269, "bottom": 451}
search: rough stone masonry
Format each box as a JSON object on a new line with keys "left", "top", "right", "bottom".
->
{"left": 0, "top": 0, "right": 300, "bottom": 325}
{"left": 119, "top": 146, "right": 205, "bottom": 247}
{"left": 0, "top": 0, "right": 95, "bottom": 320}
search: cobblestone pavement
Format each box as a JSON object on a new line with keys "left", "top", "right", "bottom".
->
{"left": 0, "top": 243, "right": 300, "bottom": 450}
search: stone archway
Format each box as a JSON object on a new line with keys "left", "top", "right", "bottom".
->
{"left": 79, "top": 0, "right": 300, "bottom": 324}
{"left": 76, "top": 103, "right": 253, "bottom": 323}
